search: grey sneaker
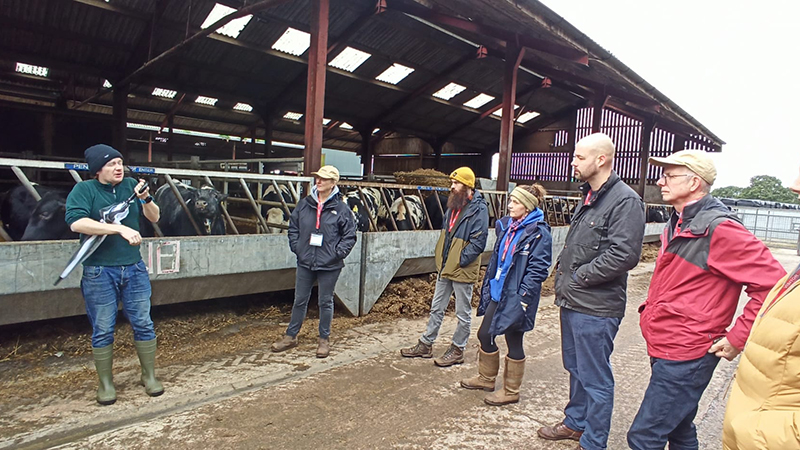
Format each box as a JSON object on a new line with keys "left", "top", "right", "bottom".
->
{"left": 434, "top": 344, "right": 464, "bottom": 367}
{"left": 400, "top": 340, "right": 433, "bottom": 358}
{"left": 271, "top": 335, "right": 298, "bottom": 353}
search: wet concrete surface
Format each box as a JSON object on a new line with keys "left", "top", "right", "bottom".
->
{"left": 3, "top": 248, "right": 798, "bottom": 450}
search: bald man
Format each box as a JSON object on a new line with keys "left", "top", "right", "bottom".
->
{"left": 538, "top": 133, "right": 645, "bottom": 450}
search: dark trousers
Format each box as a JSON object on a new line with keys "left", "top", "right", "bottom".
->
{"left": 627, "top": 353, "right": 720, "bottom": 450}
{"left": 286, "top": 266, "right": 341, "bottom": 340}
{"left": 477, "top": 301, "right": 525, "bottom": 360}
{"left": 561, "top": 307, "right": 622, "bottom": 450}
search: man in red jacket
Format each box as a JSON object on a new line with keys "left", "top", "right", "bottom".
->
{"left": 627, "top": 150, "right": 786, "bottom": 450}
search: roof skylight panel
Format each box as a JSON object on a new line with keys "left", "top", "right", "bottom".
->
{"left": 195, "top": 96, "right": 218, "bottom": 106}
{"left": 463, "top": 93, "right": 494, "bottom": 109}
{"left": 328, "top": 47, "right": 371, "bottom": 72}
{"left": 15, "top": 62, "right": 49, "bottom": 77}
{"left": 491, "top": 104, "right": 520, "bottom": 117}
{"left": 339, "top": 122, "right": 354, "bottom": 130}
{"left": 432, "top": 82, "right": 466, "bottom": 101}
{"left": 283, "top": 112, "right": 303, "bottom": 121}
{"left": 271, "top": 28, "right": 311, "bottom": 56}
{"left": 375, "top": 63, "right": 414, "bottom": 85}
{"left": 517, "top": 110, "right": 541, "bottom": 123}
{"left": 200, "top": 3, "right": 253, "bottom": 39}
{"left": 322, "top": 118, "right": 331, "bottom": 125}
{"left": 233, "top": 102, "right": 253, "bottom": 112}
{"left": 152, "top": 87, "right": 178, "bottom": 99}
{"left": 103, "top": 79, "right": 113, "bottom": 88}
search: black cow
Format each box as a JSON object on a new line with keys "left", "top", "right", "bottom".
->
{"left": 646, "top": 205, "right": 669, "bottom": 223}
{"left": 21, "top": 192, "right": 78, "bottom": 240}
{"left": 262, "top": 184, "right": 293, "bottom": 234}
{"left": 390, "top": 195, "right": 425, "bottom": 231}
{"left": 424, "top": 193, "right": 447, "bottom": 230}
{"left": 1, "top": 185, "right": 73, "bottom": 241}
{"left": 152, "top": 182, "right": 227, "bottom": 236}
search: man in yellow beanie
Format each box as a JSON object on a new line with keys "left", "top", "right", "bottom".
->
{"left": 401, "top": 166, "right": 489, "bottom": 367}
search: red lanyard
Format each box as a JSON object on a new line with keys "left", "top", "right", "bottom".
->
{"left": 316, "top": 200, "right": 323, "bottom": 230}
{"left": 775, "top": 264, "right": 800, "bottom": 300}
{"left": 501, "top": 225, "right": 518, "bottom": 262}
{"left": 448, "top": 209, "right": 460, "bottom": 232}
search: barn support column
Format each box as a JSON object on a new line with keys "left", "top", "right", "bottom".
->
{"left": 497, "top": 45, "right": 525, "bottom": 192}
{"left": 359, "top": 128, "right": 373, "bottom": 176}
{"left": 638, "top": 119, "right": 655, "bottom": 198}
{"left": 566, "top": 108, "right": 578, "bottom": 188}
{"left": 591, "top": 95, "right": 608, "bottom": 133}
{"left": 167, "top": 115, "right": 174, "bottom": 161}
{"left": 303, "top": 0, "right": 329, "bottom": 175}
{"left": 673, "top": 135, "right": 686, "bottom": 151}
{"left": 112, "top": 85, "right": 129, "bottom": 159}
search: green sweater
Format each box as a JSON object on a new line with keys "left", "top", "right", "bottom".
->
{"left": 65, "top": 177, "right": 143, "bottom": 267}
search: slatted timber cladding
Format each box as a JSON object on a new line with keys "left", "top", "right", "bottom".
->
{"left": 511, "top": 107, "right": 715, "bottom": 185}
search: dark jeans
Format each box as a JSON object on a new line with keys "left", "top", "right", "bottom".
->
{"left": 627, "top": 353, "right": 720, "bottom": 450}
{"left": 560, "top": 307, "right": 622, "bottom": 450}
{"left": 80, "top": 260, "right": 156, "bottom": 348}
{"left": 477, "top": 301, "right": 525, "bottom": 360}
{"left": 286, "top": 266, "right": 342, "bottom": 340}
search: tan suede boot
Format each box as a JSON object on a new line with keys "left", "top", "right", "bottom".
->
{"left": 484, "top": 356, "right": 525, "bottom": 406}
{"left": 460, "top": 349, "right": 500, "bottom": 391}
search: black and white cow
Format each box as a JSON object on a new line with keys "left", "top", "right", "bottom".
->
{"left": 646, "top": 205, "right": 669, "bottom": 223}
{"left": 390, "top": 195, "right": 425, "bottom": 231}
{"left": 423, "top": 193, "right": 448, "bottom": 230}
{"left": 151, "top": 182, "right": 227, "bottom": 236}
{"left": 262, "top": 184, "right": 293, "bottom": 234}
{"left": 345, "top": 187, "right": 382, "bottom": 232}
{"left": 0, "top": 185, "right": 73, "bottom": 241}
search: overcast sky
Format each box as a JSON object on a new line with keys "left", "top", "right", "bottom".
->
{"left": 538, "top": 0, "right": 800, "bottom": 188}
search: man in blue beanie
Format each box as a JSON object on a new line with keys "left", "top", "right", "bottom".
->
{"left": 65, "top": 144, "right": 163, "bottom": 405}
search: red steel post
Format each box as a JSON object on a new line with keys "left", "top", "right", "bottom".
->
{"left": 304, "top": 0, "right": 329, "bottom": 175}
{"left": 497, "top": 45, "right": 524, "bottom": 192}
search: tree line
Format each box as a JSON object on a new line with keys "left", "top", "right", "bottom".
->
{"left": 711, "top": 175, "right": 800, "bottom": 204}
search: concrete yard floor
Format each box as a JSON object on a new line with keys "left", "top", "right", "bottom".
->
{"left": 2, "top": 248, "right": 798, "bottom": 450}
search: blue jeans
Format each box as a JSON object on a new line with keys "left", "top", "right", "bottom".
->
{"left": 80, "top": 260, "right": 156, "bottom": 348}
{"left": 560, "top": 307, "right": 622, "bottom": 450}
{"left": 627, "top": 353, "right": 720, "bottom": 450}
{"left": 286, "top": 266, "right": 341, "bottom": 339}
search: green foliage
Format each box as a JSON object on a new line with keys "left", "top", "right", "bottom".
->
{"left": 711, "top": 175, "right": 800, "bottom": 204}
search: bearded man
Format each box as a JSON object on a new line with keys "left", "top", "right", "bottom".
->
{"left": 401, "top": 167, "right": 489, "bottom": 366}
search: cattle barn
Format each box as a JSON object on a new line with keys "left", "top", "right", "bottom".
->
{"left": 0, "top": 0, "right": 722, "bottom": 324}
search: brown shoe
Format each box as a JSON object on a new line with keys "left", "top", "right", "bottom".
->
{"left": 484, "top": 356, "right": 525, "bottom": 405}
{"left": 460, "top": 348, "right": 500, "bottom": 391}
{"left": 537, "top": 421, "right": 583, "bottom": 441}
{"left": 271, "top": 335, "right": 298, "bottom": 353}
{"left": 400, "top": 340, "right": 433, "bottom": 358}
{"left": 433, "top": 344, "right": 464, "bottom": 367}
{"left": 316, "top": 338, "right": 330, "bottom": 358}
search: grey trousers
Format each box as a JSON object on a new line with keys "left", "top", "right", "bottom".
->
{"left": 420, "top": 275, "right": 473, "bottom": 349}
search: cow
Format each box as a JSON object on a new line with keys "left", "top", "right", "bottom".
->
{"left": 389, "top": 195, "right": 425, "bottom": 231}
{"left": 150, "top": 182, "right": 227, "bottom": 236}
{"left": 344, "top": 187, "right": 382, "bottom": 232}
{"left": 262, "top": 184, "right": 293, "bottom": 234}
{"left": 424, "top": 193, "right": 448, "bottom": 230}
{"left": 21, "top": 192, "right": 78, "bottom": 240}
{"left": 1, "top": 185, "right": 72, "bottom": 241}
{"left": 646, "top": 205, "right": 669, "bottom": 223}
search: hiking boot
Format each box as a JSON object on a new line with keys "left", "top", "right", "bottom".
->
{"left": 433, "top": 344, "right": 464, "bottom": 367}
{"left": 460, "top": 348, "right": 500, "bottom": 391}
{"left": 484, "top": 356, "right": 525, "bottom": 406}
{"left": 400, "top": 340, "right": 433, "bottom": 358}
{"left": 271, "top": 335, "right": 298, "bottom": 353}
{"left": 316, "top": 338, "right": 330, "bottom": 358}
{"left": 537, "top": 421, "right": 583, "bottom": 441}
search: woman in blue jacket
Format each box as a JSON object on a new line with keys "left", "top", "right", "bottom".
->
{"left": 461, "top": 184, "right": 552, "bottom": 405}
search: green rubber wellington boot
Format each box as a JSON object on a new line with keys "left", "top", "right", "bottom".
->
{"left": 92, "top": 344, "right": 116, "bottom": 405}
{"left": 134, "top": 338, "right": 164, "bottom": 397}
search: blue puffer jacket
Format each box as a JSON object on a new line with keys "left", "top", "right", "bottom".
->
{"left": 478, "top": 214, "right": 552, "bottom": 335}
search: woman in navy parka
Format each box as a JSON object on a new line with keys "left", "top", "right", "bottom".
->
{"left": 461, "top": 184, "right": 552, "bottom": 406}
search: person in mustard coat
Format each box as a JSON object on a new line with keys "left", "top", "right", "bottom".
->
{"left": 722, "top": 164, "right": 800, "bottom": 450}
